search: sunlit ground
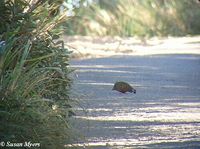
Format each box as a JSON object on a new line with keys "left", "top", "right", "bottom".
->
{"left": 66, "top": 36, "right": 200, "bottom": 148}
{"left": 63, "top": 35, "right": 200, "bottom": 59}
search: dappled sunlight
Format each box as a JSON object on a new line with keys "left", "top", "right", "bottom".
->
{"left": 64, "top": 36, "right": 200, "bottom": 59}
{"left": 67, "top": 121, "right": 200, "bottom": 148}
{"left": 76, "top": 69, "right": 137, "bottom": 74}
{"left": 76, "top": 111, "right": 200, "bottom": 123}
{"left": 72, "top": 64, "right": 158, "bottom": 70}
{"left": 70, "top": 52, "right": 200, "bottom": 148}
{"left": 76, "top": 82, "right": 113, "bottom": 86}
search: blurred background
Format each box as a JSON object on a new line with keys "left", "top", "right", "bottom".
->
{"left": 64, "top": 0, "right": 200, "bottom": 37}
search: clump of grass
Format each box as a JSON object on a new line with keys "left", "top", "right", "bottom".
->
{"left": 0, "top": 0, "right": 76, "bottom": 148}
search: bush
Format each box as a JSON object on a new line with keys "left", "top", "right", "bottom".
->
{"left": 64, "top": 0, "right": 200, "bottom": 37}
{"left": 0, "top": 0, "right": 76, "bottom": 148}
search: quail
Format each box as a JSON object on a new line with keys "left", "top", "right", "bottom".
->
{"left": 112, "top": 81, "right": 136, "bottom": 93}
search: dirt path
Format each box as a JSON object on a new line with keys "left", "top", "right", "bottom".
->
{"left": 63, "top": 36, "right": 200, "bottom": 59}
{"left": 68, "top": 36, "right": 200, "bottom": 148}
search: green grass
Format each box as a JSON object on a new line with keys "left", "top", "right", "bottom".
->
{"left": 0, "top": 0, "right": 77, "bottom": 148}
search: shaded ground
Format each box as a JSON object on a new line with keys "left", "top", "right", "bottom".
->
{"left": 67, "top": 36, "right": 200, "bottom": 148}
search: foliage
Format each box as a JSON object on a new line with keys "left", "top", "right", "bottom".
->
{"left": 0, "top": 0, "right": 76, "bottom": 148}
{"left": 64, "top": 0, "right": 200, "bottom": 37}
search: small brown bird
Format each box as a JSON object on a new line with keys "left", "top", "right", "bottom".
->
{"left": 112, "top": 81, "right": 136, "bottom": 93}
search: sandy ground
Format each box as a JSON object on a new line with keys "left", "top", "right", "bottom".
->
{"left": 65, "top": 36, "right": 200, "bottom": 148}
{"left": 62, "top": 35, "right": 200, "bottom": 59}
